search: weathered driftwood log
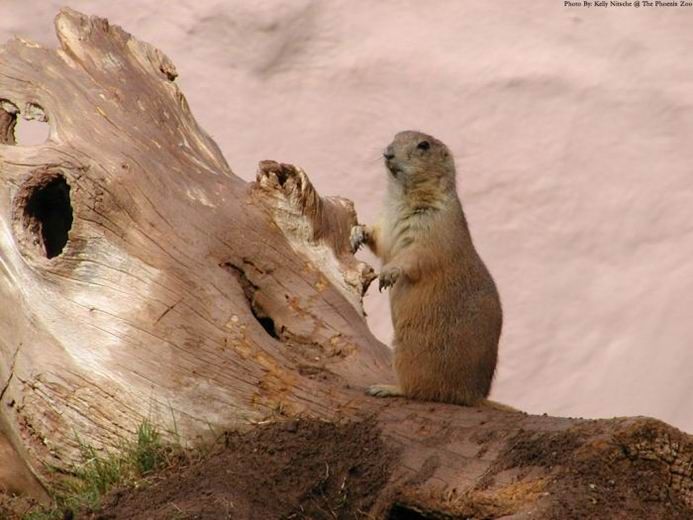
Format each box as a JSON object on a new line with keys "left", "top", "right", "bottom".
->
{"left": 0, "top": 9, "right": 690, "bottom": 518}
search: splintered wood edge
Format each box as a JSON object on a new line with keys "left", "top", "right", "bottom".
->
{"left": 55, "top": 8, "right": 178, "bottom": 82}
{"left": 0, "top": 101, "right": 17, "bottom": 145}
{"left": 253, "top": 160, "right": 376, "bottom": 315}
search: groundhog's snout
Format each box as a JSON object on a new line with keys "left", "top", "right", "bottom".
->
{"left": 383, "top": 146, "right": 399, "bottom": 177}
{"left": 383, "top": 144, "right": 399, "bottom": 176}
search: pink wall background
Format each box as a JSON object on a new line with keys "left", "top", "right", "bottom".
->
{"left": 2, "top": 1, "right": 692, "bottom": 432}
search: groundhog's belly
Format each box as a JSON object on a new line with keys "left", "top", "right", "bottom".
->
{"left": 389, "top": 275, "right": 465, "bottom": 346}
{"left": 388, "top": 273, "right": 500, "bottom": 403}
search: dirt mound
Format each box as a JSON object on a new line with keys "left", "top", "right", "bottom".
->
{"left": 87, "top": 417, "right": 395, "bottom": 520}
{"left": 483, "top": 418, "right": 693, "bottom": 519}
{"left": 3, "top": 415, "right": 690, "bottom": 520}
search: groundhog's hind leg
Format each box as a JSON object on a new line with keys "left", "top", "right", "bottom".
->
{"left": 367, "top": 384, "right": 404, "bottom": 398}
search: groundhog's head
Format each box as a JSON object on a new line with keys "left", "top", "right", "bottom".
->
{"left": 383, "top": 131, "right": 455, "bottom": 187}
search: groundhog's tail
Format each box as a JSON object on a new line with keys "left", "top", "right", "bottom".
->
{"left": 478, "top": 399, "right": 522, "bottom": 413}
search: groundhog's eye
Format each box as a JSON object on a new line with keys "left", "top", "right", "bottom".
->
{"left": 417, "top": 141, "right": 430, "bottom": 151}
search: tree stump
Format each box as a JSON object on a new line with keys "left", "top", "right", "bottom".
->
{"left": 0, "top": 8, "right": 690, "bottom": 518}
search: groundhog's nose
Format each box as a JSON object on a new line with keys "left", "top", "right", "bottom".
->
{"left": 383, "top": 148, "right": 395, "bottom": 160}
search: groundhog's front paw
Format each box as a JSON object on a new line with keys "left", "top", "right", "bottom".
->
{"left": 378, "top": 265, "right": 401, "bottom": 291}
{"left": 350, "top": 224, "right": 368, "bottom": 253}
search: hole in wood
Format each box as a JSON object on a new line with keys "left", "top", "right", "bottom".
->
{"left": 256, "top": 314, "right": 278, "bottom": 339}
{"left": 387, "top": 504, "right": 438, "bottom": 520}
{"left": 17, "top": 102, "right": 50, "bottom": 145}
{"left": 19, "top": 174, "right": 73, "bottom": 259}
{"left": 14, "top": 118, "right": 50, "bottom": 146}
{"left": 222, "top": 261, "right": 279, "bottom": 339}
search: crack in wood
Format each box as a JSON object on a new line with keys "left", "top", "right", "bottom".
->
{"left": 154, "top": 298, "right": 182, "bottom": 324}
{"left": 0, "top": 344, "right": 21, "bottom": 404}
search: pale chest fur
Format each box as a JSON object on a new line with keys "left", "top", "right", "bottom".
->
{"left": 376, "top": 182, "right": 451, "bottom": 266}
{"left": 376, "top": 192, "right": 420, "bottom": 264}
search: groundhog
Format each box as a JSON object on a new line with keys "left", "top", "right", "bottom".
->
{"left": 351, "top": 130, "right": 504, "bottom": 407}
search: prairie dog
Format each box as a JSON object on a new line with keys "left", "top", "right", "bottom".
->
{"left": 352, "top": 130, "right": 503, "bottom": 406}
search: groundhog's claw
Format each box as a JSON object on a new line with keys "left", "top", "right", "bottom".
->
{"left": 378, "top": 266, "right": 401, "bottom": 291}
{"left": 367, "top": 384, "right": 404, "bottom": 398}
{"left": 350, "top": 225, "right": 367, "bottom": 253}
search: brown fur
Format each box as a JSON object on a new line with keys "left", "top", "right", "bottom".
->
{"left": 353, "top": 130, "right": 503, "bottom": 406}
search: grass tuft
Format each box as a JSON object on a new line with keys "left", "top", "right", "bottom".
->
{"left": 21, "top": 419, "right": 176, "bottom": 520}
{"left": 133, "top": 419, "right": 163, "bottom": 475}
